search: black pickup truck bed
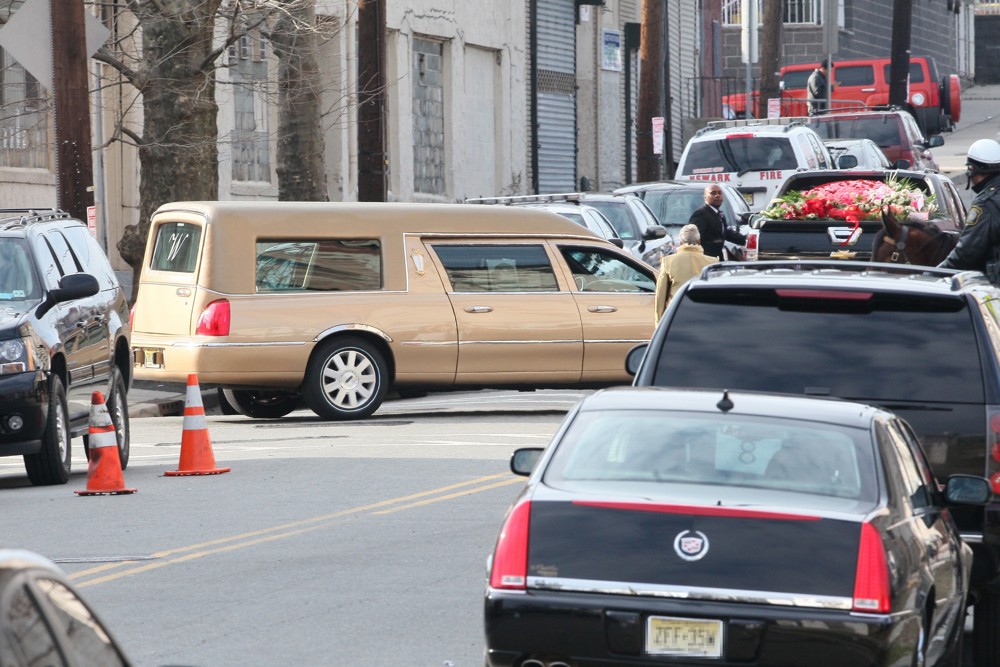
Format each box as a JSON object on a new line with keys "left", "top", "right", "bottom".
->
{"left": 748, "top": 169, "right": 966, "bottom": 261}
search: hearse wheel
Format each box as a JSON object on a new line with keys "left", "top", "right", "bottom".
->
{"left": 304, "top": 336, "right": 387, "bottom": 421}
{"left": 222, "top": 388, "right": 301, "bottom": 419}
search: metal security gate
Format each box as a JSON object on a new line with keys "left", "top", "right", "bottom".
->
{"left": 535, "top": 0, "right": 576, "bottom": 193}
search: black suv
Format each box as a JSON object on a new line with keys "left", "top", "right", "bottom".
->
{"left": 627, "top": 260, "right": 1000, "bottom": 662}
{"left": 0, "top": 210, "right": 131, "bottom": 485}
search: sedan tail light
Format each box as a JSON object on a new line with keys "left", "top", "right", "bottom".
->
{"left": 488, "top": 500, "right": 531, "bottom": 590}
{"left": 852, "top": 522, "right": 890, "bottom": 613}
{"left": 196, "top": 299, "right": 231, "bottom": 336}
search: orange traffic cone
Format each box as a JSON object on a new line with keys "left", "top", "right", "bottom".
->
{"left": 76, "top": 391, "right": 136, "bottom": 496}
{"left": 165, "top": 374, "right": 231, "bottom": 476}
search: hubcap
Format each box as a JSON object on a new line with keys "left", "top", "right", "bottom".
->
{"left": 322, "top": 349, "right": 376, "bottom": 409}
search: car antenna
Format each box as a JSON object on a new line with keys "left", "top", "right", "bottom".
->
{"left": 717, "top": 390, "right": 734, "bottom": 413}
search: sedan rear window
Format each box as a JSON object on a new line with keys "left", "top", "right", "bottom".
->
{"left": 655, "top": 288, "right": 983, "bottom": 403}
{"left": 543, "top": 410, "right": 878, "bottom": 503}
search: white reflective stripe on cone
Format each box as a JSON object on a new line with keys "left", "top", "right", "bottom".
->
{"left": 88, "top": 428, "right": 117, "bottom": 449}
{"left": 89, "top": 403, "right": 113, "bottom": 428}
{"left": 183, "top": 412, "right": 208, "bottom": 431}
{"left": 186, "top": 383, "right": 204, "bottom": 407}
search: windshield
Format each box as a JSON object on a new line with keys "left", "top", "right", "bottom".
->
{"left": 587, "top": 201, "right": 639, "bottom": 240}
{"left": 682, "top": 137, "right": 798, "bottom": 175}
{"left": 0, "top": 238, "right": 40, "bottom": 301}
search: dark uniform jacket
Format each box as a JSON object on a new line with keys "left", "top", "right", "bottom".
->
{"left": 688, "top": 204, "right": 746, "bottom": 261}
{"left": 938, "top": 173, "right": 1000, "bottom": 283}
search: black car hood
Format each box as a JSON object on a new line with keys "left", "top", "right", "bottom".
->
{"left": 0, "top": 305, "right": 30, "bottom": 339}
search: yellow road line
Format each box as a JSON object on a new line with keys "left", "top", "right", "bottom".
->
{"left": 71, "top": 473, "right": 522, "bottom": 587}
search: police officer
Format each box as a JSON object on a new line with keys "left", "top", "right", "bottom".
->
{"left": 938, "top": 139, "right": 1000, "bottom": 284}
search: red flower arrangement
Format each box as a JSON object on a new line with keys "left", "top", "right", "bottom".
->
{"left": 761, "top": 177, "right": 935, "bottom": 225}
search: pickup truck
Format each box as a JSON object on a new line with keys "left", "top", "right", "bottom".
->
{"left": 723, "top": 56, "right": 961, "bottom": 136}
{"left": 747, "top": 169, "right": 967, "bottom": 261}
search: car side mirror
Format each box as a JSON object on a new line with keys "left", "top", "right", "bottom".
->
{"left": 749, "top": 212, "right": 766, "bottom": 230}
{"left": 739, "top": 212, "right": 752, "bottom": 225}
{"left": 927, "top": 135, "right": 944, "bottom": 148}
{"left": 836, "top": 155, "right": 859, "bottom": 169}
{"left": 945, "top": 474, "right": 993, "bottom": 505}
{"left": 511, "top": 448, "right": 544, "bottom": 476}
{"left": 608, "top": 237, "right": 625, "bottom": 249}
{"left": 894, "top": 159, "right": 911, "bottom": 169}
{"left": 35, "top": 273, "right": 100, "bottom": 318}
{"left": 625, "top": 343, "right": 648, "bottom": 376}
{"left": 643, "top": 225, "right": 668, "bottom": 241}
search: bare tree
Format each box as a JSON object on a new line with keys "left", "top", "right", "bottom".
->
{"left": 86, "top": 0, "right": 337, "bottom": 297}
{"left": 268, "top": 0, "right": 328, "bottom": 201}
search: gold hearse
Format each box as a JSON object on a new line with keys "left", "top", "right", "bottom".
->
{"left": 130, "top": 201, "right": 656, "bottom": 420}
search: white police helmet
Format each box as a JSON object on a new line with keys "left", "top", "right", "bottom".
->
{"left": 968, "top": 139, "right": 1000, "bottom": 169}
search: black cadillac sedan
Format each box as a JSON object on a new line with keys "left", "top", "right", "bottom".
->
{"left": 484, "top": 388, "right": 991, "bottom": 667}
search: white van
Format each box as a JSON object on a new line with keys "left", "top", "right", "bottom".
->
{"left": 676, "top": 121, "right": 834, "bottom": 212}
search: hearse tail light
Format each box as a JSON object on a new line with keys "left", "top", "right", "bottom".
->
{"left": 489, "top": 500, "right": 531, "bottom": 590}
{"left": 196, "top": 299, "right": 231, "bottom": 336}
{"left": 853, "top": 522, "right": 890, "bottom": 614}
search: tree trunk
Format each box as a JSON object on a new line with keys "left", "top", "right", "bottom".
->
{"left": 271, "top": 1, "right": 328, "bottom": 201}
{"left": 117, "top": 3, "right": 222, "bottom": 301}
{"left": 759, "top": 0, "right": 783, "bottom": 117}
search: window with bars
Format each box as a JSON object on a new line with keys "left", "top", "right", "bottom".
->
{"left": 0, "top": 49, "right": 50, "bottom": 170}
{"left": 723, "top": 0, "right": 840, "bottom": 26}
{"left": 229, "top": 30, "right": 271, "bottom": 183}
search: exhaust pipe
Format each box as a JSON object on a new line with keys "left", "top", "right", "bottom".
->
{"left": 520, "top": 661, "right": 546, "bottom": 667}
{"left": 548, "top": 663, "right": 571, "bottom": 667}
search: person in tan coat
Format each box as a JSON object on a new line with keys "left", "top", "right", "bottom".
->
{"left": 654, "top": 224, "right": 718, "bottom": 325}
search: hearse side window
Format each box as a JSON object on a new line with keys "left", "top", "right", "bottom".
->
{"left": 255, "top": 239, "right": 382, "bottom": 292}
{"left": 431, "top": 244, "right": 557, "bottom": 293}
{"left": 150, "top": 222, "right": 202, "bottom": 273}
{"left": 559, "top": 247, "right": 655, "bottom": 293}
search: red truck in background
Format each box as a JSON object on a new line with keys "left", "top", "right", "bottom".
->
{"left": 722, "top": 56, "right": 961, "bottom": 136}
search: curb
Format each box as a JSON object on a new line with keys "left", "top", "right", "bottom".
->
{"left": 128, "top": 390, "right": 220, "bottom": 419}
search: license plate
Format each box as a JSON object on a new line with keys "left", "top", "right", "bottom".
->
{"left": 741, "top": 192, "right": 754, "bottom": 206}
{"left": 646, "top": 616, "right": 723, "bottom": 658}
{"left": 142, "top": 349, "right": 163, "bottom": 369}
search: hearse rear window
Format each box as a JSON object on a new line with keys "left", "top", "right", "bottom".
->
{"left": 151, "top": 222, "right": 202, "bottom": 273}
{"left": 432, "top": 244, "right": 558, "bottom": 292}
{"left": 656, "top": 289, "right": 982, "bottom": 403}
{"left": 255, "top": 240, "right": 382, "bottom": 292}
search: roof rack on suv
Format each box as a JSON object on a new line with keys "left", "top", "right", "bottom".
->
{"left": 698, "top": 260, "right": 992, "bottom": 291}
{"left": 0, "top": 209, "right": 71, "bottom": 229}
{"left": 700, "top": 117, "right": 810, "bottom": 134}
{"left": 465, "top": 192, "right": 586, "bottom": 206}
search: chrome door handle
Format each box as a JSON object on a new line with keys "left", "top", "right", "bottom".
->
{"left": 588, "top": 305, "right": 617, "bottom": 313}
{"left": 176, "top": 288, "right": 192, "bottom": 297}
{"left": 861, "top": 88, "right": 876, "bottom": 92}
{"left": 463, "top": 305, "right": 493, "bottom": 313}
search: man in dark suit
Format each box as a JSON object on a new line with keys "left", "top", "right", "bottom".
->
{"left": 688, "top": 185, "right": 746, "bottom": 260}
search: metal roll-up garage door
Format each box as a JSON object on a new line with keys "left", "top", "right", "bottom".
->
{"left": 536, "top": 0, "right": 576, "bottom": 193}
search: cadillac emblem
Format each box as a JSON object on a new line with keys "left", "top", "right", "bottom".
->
{"left": 673, "top": 530, "right": 710, "bottom": 561}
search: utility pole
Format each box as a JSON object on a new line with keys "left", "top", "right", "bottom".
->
{"left": 888, "top": 0, "right": 912, "bottom": 108}
{"left": 51, "top": 0, "right": 93, "bottom": 221}
{"left": 357, "top": 0, "right": 387, "bottom": 201}
{"left": 637, "top": 0, "right": 663, "bottom": 183}
{"left": 759, "top": 0, "right": 783, "bottom": 116}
